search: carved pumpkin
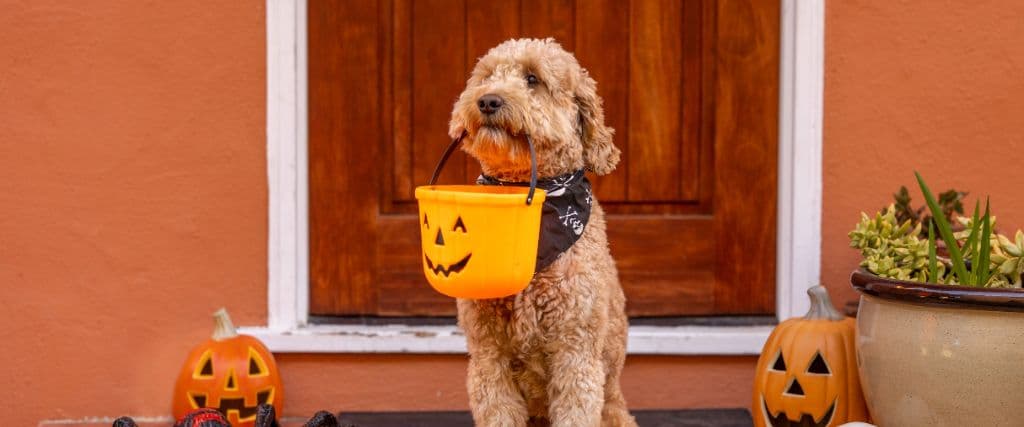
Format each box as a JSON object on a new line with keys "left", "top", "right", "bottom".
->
{"left": 753, "top": 286, "right": 868, "bottom": 427}
{"left": 173, "top": 308, "right": 283, "bottom": 427}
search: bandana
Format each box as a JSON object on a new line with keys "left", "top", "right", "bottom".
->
{"left": 477, "top": 169, "right": 593, "bottom": 272}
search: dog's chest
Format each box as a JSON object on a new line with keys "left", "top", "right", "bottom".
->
{"left": 501, "top": 269, "right": 576, "bottom": 354}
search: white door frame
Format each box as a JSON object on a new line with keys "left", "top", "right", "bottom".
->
{"left": 246, "top": 0, "right": 824, "bottom": 355}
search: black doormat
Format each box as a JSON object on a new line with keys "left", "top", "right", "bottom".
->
{"left": 310, "top": 315, "right": 776, "bottom": 327}
{"left": 337, "top": 409, "right": 752, "bottom": 427}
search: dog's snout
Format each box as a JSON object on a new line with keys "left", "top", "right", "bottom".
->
{"left": 477, "top": 94, "right": 504, "bottom": 115}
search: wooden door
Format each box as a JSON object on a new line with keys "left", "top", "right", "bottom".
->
{"left": 309, "top": 0, "right": 779, "bottom": 317}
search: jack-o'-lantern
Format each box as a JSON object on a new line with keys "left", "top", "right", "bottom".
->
{"left": 173, "top": 308, "right": 283, "bottom": 427}
{"left": 415, "top": 134, "right": 546, "bottom": 299}
{"left": 753, "top": 286, "right": 868, "bottom": 427}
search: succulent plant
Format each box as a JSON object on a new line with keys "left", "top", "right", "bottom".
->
{"left": 954, "top": 214, "right": 998, "bottom": 240}
{"left": 888, "top": 185, "right": 967, "bottom": 239}
{"left": 849, "top": 204, "right": 937, "bottom": 282}
{"left": 915, "top": 173, "right": 995, "bottom": 287}
{"left": 850, "top": 204, "right": 911, "bottom": 249}
{"left": 851, "top": 174, "right": 1022, "bottom": 288}
{"left": 991, "top": 230, "right": 1024, "bottom": 288}
{"left": 926, "top": 188, "right": 968, "bottom": 231}
{"left": 890, "top": 186, "right": 922, "bottom": 227}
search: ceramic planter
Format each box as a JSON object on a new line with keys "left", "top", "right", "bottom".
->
{"left": 851, "top": 269, "right": 1024, "bottom": 426}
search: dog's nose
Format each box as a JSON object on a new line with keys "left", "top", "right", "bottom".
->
{"left": 477, "top": 94, "right": 504, "bottom": 115}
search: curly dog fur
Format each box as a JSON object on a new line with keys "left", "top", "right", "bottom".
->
{"left": 449, "top": 38, "right": 635, "bottom": 427}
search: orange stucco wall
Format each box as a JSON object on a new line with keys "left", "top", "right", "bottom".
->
{"left": 1, "top": 1, "right": 269, "bottom": 425}
{"left": 5, "top": 0, "right": 1024, "bottom": 425}
{"left": 821, "top": 0, "right": 1024, "bottom": 303}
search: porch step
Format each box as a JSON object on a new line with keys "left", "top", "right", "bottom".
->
{"left": 336, "top": 409, "right": 752, "bottom": 427}
{"left": 48, "top": 409, "right": 752, "bottom": 427}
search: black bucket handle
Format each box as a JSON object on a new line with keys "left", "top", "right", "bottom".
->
{"left": 428, "top": 132, "right": 538, "bottom": 205}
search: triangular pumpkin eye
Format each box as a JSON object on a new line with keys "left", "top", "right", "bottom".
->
{"left": 192, "top": 350, "right": 214, "bottom": 379}
{"left": 200, "top": 359, "right": 213, "bottom": 376}
{"left": 453, "top": 216, "right": 467, "bottom": 232}
{"left": 189, "top": 393, "right": 207, "bottom": 409}
{"left": 423, "top": 214, "right": 429, "bottom": 228}
{"left": 807, "top": 351, "right": 831, "bottom": 375}
{"left": 770, "top": 351, "right": 786, "bottom": 372}
{"left": 248, "top": 348, "right": 269, "bottom": 377}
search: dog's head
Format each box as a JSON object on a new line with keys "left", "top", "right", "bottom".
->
{"left": 449, "top": 38, "right": 619, "bottom": 181}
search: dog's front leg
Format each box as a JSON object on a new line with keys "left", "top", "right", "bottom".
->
{"left": 546, "top": 332, "right": 605, "bottom": 427}
{"left": 460, "top": 299, "right": 529, "bottom": 427}
{"left": 466, "top": 352, "right": 529, "bottom": 427}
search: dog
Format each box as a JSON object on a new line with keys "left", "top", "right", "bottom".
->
{"left": 449, "top": 38, "right": 635, "bottom": 427}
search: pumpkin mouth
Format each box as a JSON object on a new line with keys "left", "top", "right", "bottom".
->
{"left": 424, "top": 253, "right": 472, "bottom": 277}
{"left": 759, "top": 394, "right": 836, "bottom": 427}
{"left": 189, "top": 388, "right": 273, "bottom": 422}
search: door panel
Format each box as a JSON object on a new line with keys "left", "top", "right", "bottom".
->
{"left": 712, "top": 0, "right": 780, "bottom": 313}
{"left": 309, "top": 0, "right": 779, "bottom": 317}
{"left": 628, "top": 0, "right": 685, "bottom": 202}
{"left": 574, "top": 0, "right": 628, "bottom": 200}
{"left": 309, "top": 0, "right": 381, "bottom": 314}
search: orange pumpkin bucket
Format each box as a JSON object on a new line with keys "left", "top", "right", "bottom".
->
{"left": 415, "top": 134, "right": 546, "bottom": 299}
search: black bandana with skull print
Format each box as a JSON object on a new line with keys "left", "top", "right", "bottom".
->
{"left": 478, "top": 169, "right": 592, "bottom": 272}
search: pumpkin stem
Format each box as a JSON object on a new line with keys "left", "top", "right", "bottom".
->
{"left": 804, "top": 286, "right": 845, "bottom": 321}
{"left": 211, "top": 308, "right": 239, "bottom": 341}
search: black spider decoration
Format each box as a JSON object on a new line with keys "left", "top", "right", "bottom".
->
{"left": 112, "top": 404, "right": 348, "bottom": 427}
{"left": 174, "top": 408, "right": 231, "bottom": 427}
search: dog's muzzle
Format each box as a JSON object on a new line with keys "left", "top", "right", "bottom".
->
{"left": 477, "top": 94, "right": 504, "bottom": 115}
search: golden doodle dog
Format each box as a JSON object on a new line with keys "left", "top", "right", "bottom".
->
{"left": 449, "top": 38, "right": 636, "bottom": 427}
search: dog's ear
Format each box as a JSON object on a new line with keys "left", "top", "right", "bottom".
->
{"left": 575, "top": 72, "right": 619, "bottom": 175}
{"left": 448, "top": 103, "right": 467, "bottom": 140}
{"left": 449, "top": 73, "right": 484, "bottom": 139}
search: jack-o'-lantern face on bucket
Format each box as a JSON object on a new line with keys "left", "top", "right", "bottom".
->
{"left": 415, "top": 185, "right": 546, "bottom": 299}
{"left": 422, "top": 213, "right": 472, "bottom": 277}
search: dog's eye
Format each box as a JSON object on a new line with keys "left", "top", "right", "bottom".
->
{"left": 525, "top": 74, "right": 539, "bottom": 86}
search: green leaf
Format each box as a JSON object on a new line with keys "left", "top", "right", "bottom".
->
{"left": 915, "top": 171, "right": 970, "bottom": 284}
{"left": 979, "top": 198, "right": 992, "bottom": 287}
{"left": 929, "top": 221, "right": 938, "bottom": 283}
{"left": 963, "top": 201, "right": 980, "bottom": 258}
{"left": 963, "top": 201, "right": 981, "bottom": 285}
